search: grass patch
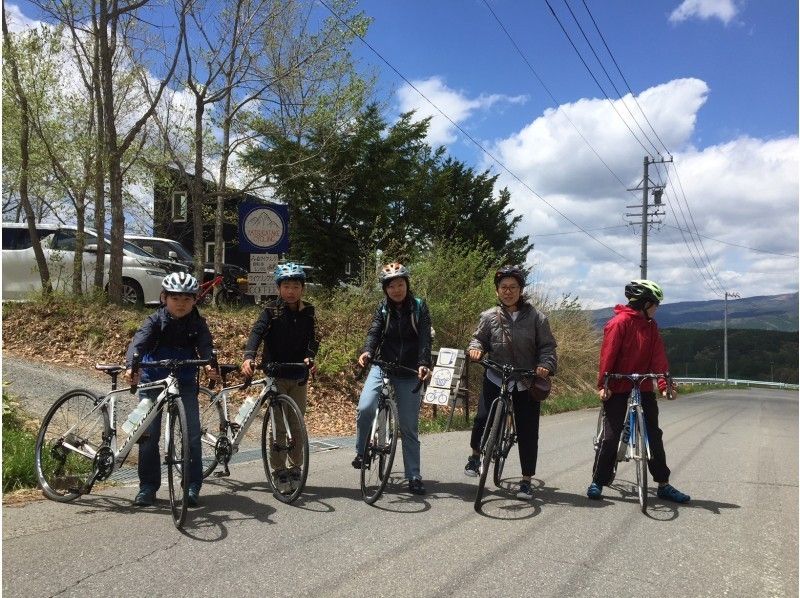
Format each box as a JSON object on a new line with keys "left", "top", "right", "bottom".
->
{"left": 541, "top": 392, "right": 599, "bottom": 415}
{"left": 2, "top": 393, "right": 39, "bottom": 492}
{"left": 419, "top": 410, "right": 472, "bottom": 434}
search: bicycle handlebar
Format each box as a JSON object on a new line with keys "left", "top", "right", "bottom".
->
{"left": 129, "top": 352, "right": 213, "bottom": 394}
{"left": 365, "top": 357, "right": 428, "bottom": 394}
{"left": 478, "top": 358, "right": 537, "bottom": 380}
{"left": 241, "top": 361, "right": 313, "bottom": 391}
{"left": 602, "top": 372, "right": 674, "bottom": 399}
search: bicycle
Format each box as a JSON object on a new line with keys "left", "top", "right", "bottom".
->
{"left": 593, "top": 372, "right": 673, "bottom": 513}
{"left": 34, "top": 355, "right": 212, "bottom": 529}
{"left": 196, "top": 361, "right": 310, "bottom": 504}
{"left": 473, "top": 358, "right": 537, "bottom": 513}
{"left": 358, "top": 358, "right": 425, "bottom": 505}
{"left": 196, "top": 273, "right": 246, "bottom": 308}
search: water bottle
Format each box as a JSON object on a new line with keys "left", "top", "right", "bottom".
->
{"left": 617, "top": 419, "right": 630, "bottom": 461}
{"left": 234, "top": 396, "right": 258, "bottom": 426}
{"left": 122, "top": 398, "right": 154, "bottom": 435}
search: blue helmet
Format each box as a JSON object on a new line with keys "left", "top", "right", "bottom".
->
{"left": 274, "top": 262, "right": 306, "bottom": 284}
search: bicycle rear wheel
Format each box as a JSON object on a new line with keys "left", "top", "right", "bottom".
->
{"left": 197, "top": 387, "right": 224, "bottom": 478}
{"left": 493, "top": 413, "right": 514, "bottom": 487}
{"left": 35, "top": 389, "right": 108, "bottom": 502}
{"left": 360, "top": 399, "right": 399, "bottom": 504}
{"left": 475, "top": 400, "right": 504, "bottom": 512}
{"left": 633, "top": 408, "right": 648, "bottom": 512}
{"left": 166, "top": 399, "right": 189, "bottom": 529}
{"left": 262, "top": 394, "right": 310, "bottom": 504}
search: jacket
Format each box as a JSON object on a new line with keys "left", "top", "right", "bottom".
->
{"left": 468, "top": 302, "right": 558, "bottom": 375}
{"left": 244, "top": 299, "right": 319, "bottom": 380}
{"left": 597, "top": 304, "right": 669, "bottom": 393}
{"left": 125, "top": 306, "right": 214, "bottom": 385}
{"left": 363, "top": 295, "right": 432, "bottom": 375}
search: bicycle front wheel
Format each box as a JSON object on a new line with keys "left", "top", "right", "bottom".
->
{"left": 633, "top": 408, "right": 648, "bottom": 512}
{"left": 197, "top": 387, "right": 224, "bottom": 478}
{"left": 166, "top": 399, "right": 189, "bottom": 529}
{"left": 475, "top": 400, "right": 504, "bottom": 512}
{"left": 35, "top": 389, "right": 108, "bottom": 502}
{"left": 360, "top": 399, "right": 399, "bottom": 505}
{"left": 262, "top": 394, "right": 309, "bottom": 504}
{"left": 493, "top": 413, "right": 514, "bottom": 487}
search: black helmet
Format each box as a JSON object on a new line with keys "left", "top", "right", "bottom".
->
{"left": 624, "top": 279, "right": 664, "bottom": 304}
{"left": 494, "top": 265, "right": 526, "bottom": 289}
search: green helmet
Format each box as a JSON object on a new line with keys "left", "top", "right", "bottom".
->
{"left": 625, "top": 279, "right": 664, "bottom": 304}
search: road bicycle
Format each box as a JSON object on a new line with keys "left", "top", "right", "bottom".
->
{"left": 34, "top": 356, "right": 212, "bottom": 529}
{"left": 473, "top": 358, "right": 537, "bottom": 513}
{"left": 196, "top": 362, "right": 310, "bottom": 504}
{"left": 358, "top": 358, "right": 425, "bottom": 505}
{"left": 196, "top": 273, "right": 247, "bottom": 308}
{"left": 594, "top": 372, "right": 673, "bottom": 512}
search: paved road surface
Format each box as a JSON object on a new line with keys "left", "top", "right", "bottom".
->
{"left": 2, "top": 361, "right": 797, "bottom": 597}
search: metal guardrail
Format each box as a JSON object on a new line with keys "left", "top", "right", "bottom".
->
{"left": 674, "top": 377, "right": 799, "bottom": 391}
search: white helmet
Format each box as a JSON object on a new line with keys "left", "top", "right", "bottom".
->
{"left": 162, "top": 271, "right": 199, "bottom": 294}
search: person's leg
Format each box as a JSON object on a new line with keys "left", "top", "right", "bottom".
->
{"left": 640, "top": 393, "right": 689, "bottom": 502}
{"left": 512, "top": 388, "right": 541, "bottom": 478}
{"left": 276, "top": 378, "right": 308, "bottom": 470}
{"left": 469, "top": 377, "right": 500, "bottom": 452}
{"left": 354, "top": 366, "right": 382, "bottom": 456}
{"left": 391, "top": 375, "right": 422, "bottom": 481}
{"left": 181, "top": 384, "right": 203, "bottom": 490}
{"left": 590, "top": 393, "right": 627, "bottom": 490}
{"left": 136, "top": 388, "right": 163, "bottom": 500}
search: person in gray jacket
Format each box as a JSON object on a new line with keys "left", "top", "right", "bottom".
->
{"left": 465, "top": 265, "right": 558, "bottom": 499}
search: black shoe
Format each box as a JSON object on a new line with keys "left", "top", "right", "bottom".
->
{"left": 408, "top": 478, "right": 426, "bottom": 495}
{"left": 187, "top": 484, "right": 200, "bottom": 507}
{"left": 464, "top": 455, "right": 480, "bottom": 477}
{"left": 351, "top": 454, "right": 363, "bottom": 469}
{"left": 133, "top": 488, "right": 156, "bottom": 507}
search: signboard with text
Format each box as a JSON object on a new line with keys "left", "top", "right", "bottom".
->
{"left": 249, "top": 254, "right": 279, "bottom": 296}
{"left": 238, "top": 203, "right": 289, "bottom": 253}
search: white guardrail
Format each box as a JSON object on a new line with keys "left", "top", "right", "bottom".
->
{"left": 674, "top": 377, "right": 799, "bottom": 391}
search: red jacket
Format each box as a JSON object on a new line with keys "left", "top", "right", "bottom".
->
{"left": 597, "top": 305, "right": 669, "bottom": 394}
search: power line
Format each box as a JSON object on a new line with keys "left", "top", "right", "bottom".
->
{"left": 663, "top": 224, "right": 799, "bottom": 258}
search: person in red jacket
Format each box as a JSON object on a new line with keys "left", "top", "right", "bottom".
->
{"left": 587, "top": 279, "right": 690, "bottom": 503}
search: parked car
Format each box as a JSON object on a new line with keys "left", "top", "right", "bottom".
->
{"left": 2, "top": 223, "right": 175, "bottom": 305}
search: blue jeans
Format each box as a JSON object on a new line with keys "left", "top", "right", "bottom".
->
{"left": 355, "top": 366, "right": 422, "bottom": 480}
{"left": 137, "top": 384, "right": 202, "bottom": 492}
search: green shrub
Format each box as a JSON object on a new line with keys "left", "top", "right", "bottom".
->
{"left": 2, "top": 393, "right": 39, "bottom": 492}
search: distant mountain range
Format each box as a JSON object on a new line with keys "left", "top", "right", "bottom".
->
{"left": 587, "top": 292, "right": 798, "bottom": 332}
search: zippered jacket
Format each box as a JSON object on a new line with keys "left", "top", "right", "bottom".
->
{"left": 468, "top": 302, "right": 558, "bottom": 375}
{"left": 125, "top": 306, "right": 214, "bottom": 385}
{"left": 597, "top": 304, "right": 669, "bottom": 393}
{"left": 363, "top": 294, "right": 432, "bottom": 375}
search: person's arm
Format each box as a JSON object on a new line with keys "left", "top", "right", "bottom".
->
{"left": 416, "top": 300, "right": 433, "bottom": 368}
{"left": 242, "top": 308, "right": 272, "bottom": 376}
{"left": 195, "top": 317, "right": 219, "bottom": 381}
{"left": 124, "top": 313, "right": 158, "bottom": 385}
{"left": 467, "top": 310, "right": 492, "bottom": 360}
{"left": 361, "top": 303, "right": 385, "bottom": 358}
{"left": 534, "top": 312, "right": 558, "bottom": 376}
{"left": 596, "top": 319, "right": 624, "bottom": 395}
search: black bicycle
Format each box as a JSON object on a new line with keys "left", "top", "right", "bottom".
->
{"left": 473, "top": 358, "right": 536, "bottom": 513}
{"left": 358, "top": 358, "right": 425, "bottom": 504}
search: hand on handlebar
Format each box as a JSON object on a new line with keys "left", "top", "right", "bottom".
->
{"left": 124, "top": 368, "right": 141, "bottom": 387}
{"left": 305, "top": 357, "right": 317, "bottom": 378}
{"left": 417, "top": 366, "right": 429, "bottom": 381}
{"left": 467, "top": 349, "right": 483, "bottom": 362}
{"left": 241, "top": 358, "right": 255, "bottom": 377}
{"left": 204, "top": 364, "right": 219, "bottom": 382}
{"left": 357, "top": 352, "right": 371, "bottom": 368}
{"left": 598, "top": 387, "right": 610, "bottom": 401}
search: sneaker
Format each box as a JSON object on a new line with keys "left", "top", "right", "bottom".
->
{"left": 586, "top": 482, "right": 603, "bottom": 500}
{"left": 464, "top": 455, "right": 480, "bottom": 477}
{"left": 187, "top": 483, "right": 201, "bottom": 508}
{"left": 133, "top": 487, "right": 156, "bottom": 507}
{"left": 274, "top": 470, "right": 291, "bottom": 495}
{"left": 288, "top": 467, "right": 303, "bottom": 482}
{"left": 408, "top": 478, "right": 426, "bottom": 495}
{"left": 516, "top": 480, "right": 534, "bottom": 500}
{"left": 657, "top": 484, "right": 690, "bottom": 503}
{"left": 351, "top": 454, "right": 363, "bottom": 469}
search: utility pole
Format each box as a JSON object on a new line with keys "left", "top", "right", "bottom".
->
{"left": 723, "top": 291, "right": 740, "bottom": 381}
{"left": 626, "top": 156, "right": 673, "bottom": 278}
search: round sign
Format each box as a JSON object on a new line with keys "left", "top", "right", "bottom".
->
{"left": 242, "top": 207, "right": 286, "bottom": 250}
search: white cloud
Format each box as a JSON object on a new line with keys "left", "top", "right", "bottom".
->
{"left": 669, "top": 0, "right": 739, "bottom": 25}
{"left": 396, "top": 76, "right": 527, "bottom": 147}
{"left": 4, "top": 3, "right": 44, "bottom": 32}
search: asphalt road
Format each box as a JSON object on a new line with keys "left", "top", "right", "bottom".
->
{"left": 2, "top": 359, "right": 798, "bottom": 597}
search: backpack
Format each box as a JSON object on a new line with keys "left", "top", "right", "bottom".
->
{"left": 381, "top": 297, "right": 423, "bottom": 335}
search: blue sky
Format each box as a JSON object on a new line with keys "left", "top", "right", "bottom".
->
{"left": 6, "top": 0, "right": 798, "bottom": 308}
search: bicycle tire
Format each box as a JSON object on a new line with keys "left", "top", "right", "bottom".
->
{"left": 360, "top": 399, "right": 399, "bottom": 504}
{"left": 492, "top": 413, "right": 514, "bottom": 487}
{"left": 212, "top": 288, "right": 243, "bottom": 309}
{"left": 197, "top": 387, "right": 224, "bottom": 478}
{"left": 35, "top": 389, "right": 108, "bottom": 502}
{"left": 166, "top": 398, "right": 189, "bottom": 529}
{"left": 475, "top": 399, "right": 504, "bottom": 512}
{"left": 634, "top": 408, "right": 648, "bottom": 512}
{"left": 262, "top": 394, "right": 310, "bottom": 504}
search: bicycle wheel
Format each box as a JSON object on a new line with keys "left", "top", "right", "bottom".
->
{"left": 360, "top": 399, "right": 399, "bottom": 504}
{"left": 492, "top": 413, "right": 514, "bottom": 487}
{"left": 166, "top": 399, "right": 189, "bottom": 529}
{"left": 475, "top": 400, "right": 504, "bottom": 512}
{"left": 35, "top": 389, "right": 108, "bottom": 502}
{"left": 262, "top": 394, "right": 310, "bottom": 504}
{"left": 197, "top": 387, "right": 224, "bottom": 478}
{"left": 633, "top": 408, "right": 648, "bottom": 512}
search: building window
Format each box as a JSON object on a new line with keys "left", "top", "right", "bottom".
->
{"left": 345, "top": 261, "right": 352, "bottom": 275}
{"left": 205, "top": 242, "right": 224, "bottom": 263}
{"left": 172, "top": 192, "right": 187, "bottom": 222}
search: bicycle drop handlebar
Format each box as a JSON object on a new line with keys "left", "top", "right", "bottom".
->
{"left": 128, "top": 352, "right": 214, "bottom": 394}
{"left": 238, "top": 360, "right": 314, "bottom": 391}
{"left": 602, "top": 372, "right": 674, "bottom": 400}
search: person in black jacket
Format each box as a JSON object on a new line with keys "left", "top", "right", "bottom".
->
{"left": 353, "top": 262, "right": 432, "bottom": 495}
{"left": 124, "top": 272, "right": 218, "bottom": 508}
{"left": 242, "top": 263, "right": 319, "bottom": 490}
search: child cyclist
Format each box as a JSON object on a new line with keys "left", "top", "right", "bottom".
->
{"left": 354, "top": 263, "right": 432, "bottom": 495}
{"left": 241, "top": 263, "right": 319, "bottom": 490}
{"left": 124, "top": 272, "right": 218, "bottom": 508}
{"left": 587, "top": 279, "right": 690, "bottom": 503}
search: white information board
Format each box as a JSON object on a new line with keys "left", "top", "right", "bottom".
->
{"left": 249, "top": 254, "right": 279, "bottom": 296}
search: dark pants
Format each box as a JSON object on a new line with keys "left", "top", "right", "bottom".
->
{"left": 137, "top": 384, "right": 202, "bottom": 492}
{"left": 592, "top": 391, "right": 671, "bottom": 486}
{"left": 470, "top": 377, "right": 541, "bottom": 477}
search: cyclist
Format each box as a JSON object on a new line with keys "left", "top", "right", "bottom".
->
{"left": 354, "top": 262, "right": 432, "bottom": 495}
{"left": 124, "top": 272, "right": 218, "bottom": 508}
{"left": 465, "top": 265, "right": 557, "bottom": 500}
{"left": 587, "top": 279, "right": 690, "bottom": 503}
{"left": 242, "top": 262, "right": 319, "bottom": 492}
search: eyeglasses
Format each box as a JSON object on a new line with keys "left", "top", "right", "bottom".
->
{"left": 498, "top": 285, "right": 520, "bottom": 292}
